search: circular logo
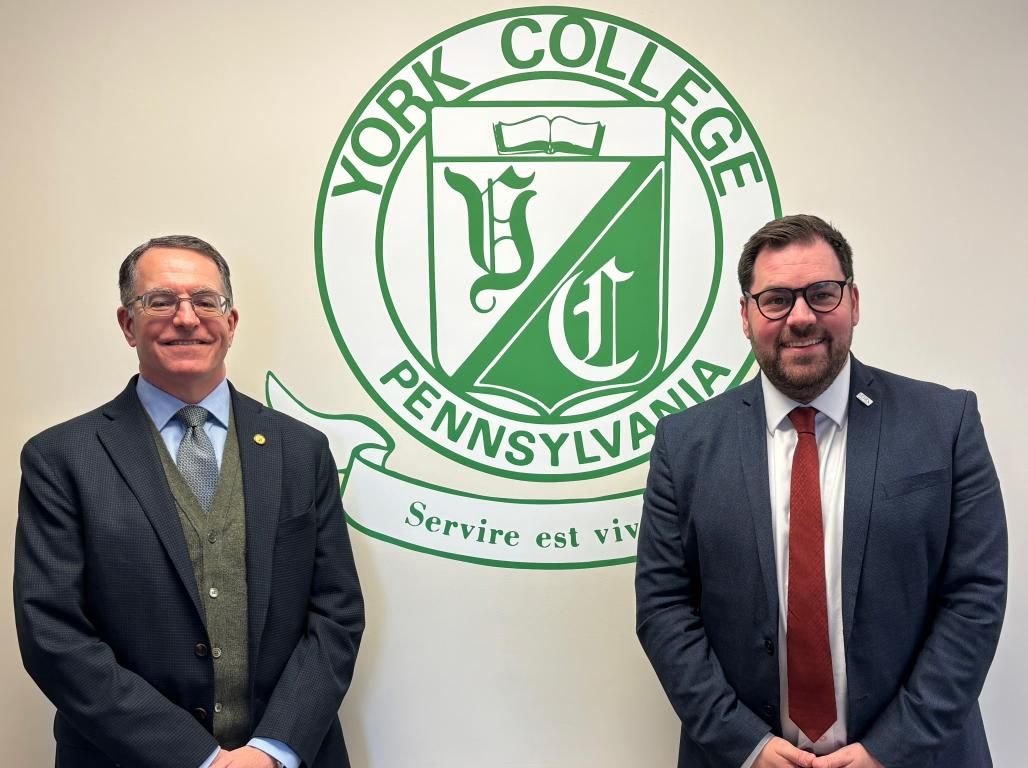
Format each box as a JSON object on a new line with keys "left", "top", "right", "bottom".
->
{"left": 317, "top": 7, "right": 779, "bottom": 481}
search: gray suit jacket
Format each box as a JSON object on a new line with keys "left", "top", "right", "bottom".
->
{"left": 15, "top": 378, "right": 364, "bottom": 767}
{"left": 636, "top": 357, "right": 1006, "bottom": 768}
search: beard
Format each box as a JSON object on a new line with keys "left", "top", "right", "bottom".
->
{"left": 754, "top": 331, "right": 850, "bottom": 404}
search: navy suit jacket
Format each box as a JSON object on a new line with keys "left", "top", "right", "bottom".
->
{"left": 636, "top": 357, "right": 1006, "bottom": 768}
{"left": 15, "top": 378, "right": 364, "bottom": 768}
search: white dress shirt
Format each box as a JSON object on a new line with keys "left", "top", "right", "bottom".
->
{"left": 766, "top": 359, "right": 851, "bottom": 754}
{"left": 741, "top": 359, "right": 852, "bottom": 767}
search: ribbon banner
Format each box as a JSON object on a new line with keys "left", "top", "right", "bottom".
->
{"left": 267, "top": 373, "right": 640, "bottom": 568}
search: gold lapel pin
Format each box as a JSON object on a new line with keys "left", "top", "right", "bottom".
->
{"left": 253, "top": 434, "right": 267, "bottom": 445}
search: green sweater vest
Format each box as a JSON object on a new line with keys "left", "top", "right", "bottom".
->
{"left": 151, "top": 413, "right": 251, "bottom": 748}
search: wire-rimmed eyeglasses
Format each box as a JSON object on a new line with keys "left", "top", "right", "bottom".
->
{"left": 128, "top": 290, "right": 232, "bottom": 318}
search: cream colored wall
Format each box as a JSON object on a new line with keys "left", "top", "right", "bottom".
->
{"left": 2, "top": 1, "right": 1024, "bottom": 765}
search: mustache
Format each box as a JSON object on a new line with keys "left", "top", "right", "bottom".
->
{"left": 778, "top": 327, "right": 830, "bottom": 343}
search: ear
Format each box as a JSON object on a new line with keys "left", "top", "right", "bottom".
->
{"left": 117, "top": 306, "right": 138, "bottom": 348}
{"left": 850, "top": 283, "right": 860, "bottom": 327}
{"left": 225, "top": 307, "right": 239, "bottom": 346}
{"left": 740, "top": 296, "right": 752, "bottom": 340}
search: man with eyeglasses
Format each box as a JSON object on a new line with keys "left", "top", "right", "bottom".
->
{"left": 14, "top": 236, "right": 364, "bottom": 768}
{"left": 637, "top": 215, "right": 1006, "bottom": 768}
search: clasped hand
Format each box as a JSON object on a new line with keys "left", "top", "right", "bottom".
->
{"left": 211, "top": 746, "right": 277, "bottom": 767}
{"left": 756, "top": 737, "right": 884, "bottom": 768}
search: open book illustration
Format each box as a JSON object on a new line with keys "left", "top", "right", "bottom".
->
{"left": 493, "top": 114, "right": 606, "bottom": 156}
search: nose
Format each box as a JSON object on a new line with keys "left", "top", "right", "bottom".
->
{"left": 172, "top": 297, "right": 201, "bottom": 327}
{"left": 786, "top": 292, "right": 817, "bottom": 329}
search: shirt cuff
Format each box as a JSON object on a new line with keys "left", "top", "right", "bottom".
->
{"left": 249, "top": 737, "right": 300, "bottom": 768}
{"left": 199, "top": 747, "right": 220, "bottom": 768}
{"left": 740, "top": 733, "right": 773, "bottom": 768}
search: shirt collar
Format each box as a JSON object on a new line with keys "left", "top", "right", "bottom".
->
{"left": 760, "top": 356, "right": 851, "bottom": 435}
{"left": 136, "top": 376, "right": 231, "bottom": 430}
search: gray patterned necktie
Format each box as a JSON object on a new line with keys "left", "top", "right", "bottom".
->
{"left": 175, "top": 405, "right": 218, "bottom": 512}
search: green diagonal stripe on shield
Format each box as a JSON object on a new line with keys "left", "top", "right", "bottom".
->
{"left": 429, "top": 104, "right": 668, "bottom": 417}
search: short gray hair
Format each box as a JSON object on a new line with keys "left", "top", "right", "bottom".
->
{"left": 119, "top": 235, "right": 233, "bottom": 307}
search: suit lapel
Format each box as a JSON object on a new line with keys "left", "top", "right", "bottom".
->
{"left": 97, "top": 379, "right": 204, "bottom": 618}
{"left": 737, "top": 377, "right": 779, "bottom": 621}
{"left": 231, "top": 385, "right": 282, "bottom": 669}
{"left": 842, "top": 357, "right": 881, "bottom": 646}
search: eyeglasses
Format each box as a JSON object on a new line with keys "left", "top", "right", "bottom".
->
{"left": 745, "top": 278, "right": 853, "bottom": 321}
{"left": 129, "top": 290, "right": 232, "bottom": 317}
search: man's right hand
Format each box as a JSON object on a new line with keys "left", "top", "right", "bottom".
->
{"left": 754, "top": 736, "right": 816, "bottom": 768}
{"left": 210, "top": 747, "right": 277, "bottom": 767}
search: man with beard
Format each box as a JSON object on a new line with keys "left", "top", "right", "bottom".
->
{"left": 636, "top": 215, "right": 1006, "bottom": 768}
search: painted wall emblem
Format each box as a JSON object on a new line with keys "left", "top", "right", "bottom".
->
{"left": 268, "top": 6, "right": 779, "bottom": 567}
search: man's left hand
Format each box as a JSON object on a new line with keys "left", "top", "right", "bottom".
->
{"left": 810, "top": 743, "right": 883, "bottom": 768}
{"left": 212, "top": 746, "right": 277, "bottom": 767}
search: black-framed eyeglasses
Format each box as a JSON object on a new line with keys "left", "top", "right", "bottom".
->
{"left": 129, "top": 289, "right": 232, "bottom": 318}
{"left": 744, "top": 278, "right": 853, "bottom": 321}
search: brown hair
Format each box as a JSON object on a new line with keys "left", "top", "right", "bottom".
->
{"left": 737, "top": 214, "right": 853, "bottom": 293}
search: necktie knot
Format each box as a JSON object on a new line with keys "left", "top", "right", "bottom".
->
{"left": 177, "top": 405, "right": 209, "bottom": 429}
{"left": 789, "top": 406, "right": 817, "bottom": 435}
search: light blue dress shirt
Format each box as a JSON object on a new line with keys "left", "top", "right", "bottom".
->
{"left": 136, "top": 376, "right": 231, "bottom": 468}
{"left": 136, "top": 377, "right": 300, "bottom": 768}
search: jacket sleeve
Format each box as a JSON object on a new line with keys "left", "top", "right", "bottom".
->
{"left": 635, "top": 420, "right": 771, "bottom": 767}
{"left": 251, "top": 433, "right": 365, "bottom": 766}
{"left": 860, "top": 392, "right": 1007, "bottom": 767}
{"left": 14, "top": 439, "right": 220, "bottom": 767}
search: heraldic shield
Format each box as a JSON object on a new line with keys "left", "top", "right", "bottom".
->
{"left": 429, "top": 104, "right": 669, "bottom": 417}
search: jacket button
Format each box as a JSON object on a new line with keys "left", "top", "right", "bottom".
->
{"left": 764, "top": 639, "right": 775, "bottom": 655}
{"left": 193, "top": 707, "right": 208, "bottom": 721}
{"left": 195, "top": 643, "right": 208, "bottom": 657}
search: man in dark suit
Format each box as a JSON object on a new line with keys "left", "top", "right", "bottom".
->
{"left": 15, "top": 236, "right": 364, "bottom": 767}
{"left": 636, "top": 215, "right": 1006, "bottom": 768}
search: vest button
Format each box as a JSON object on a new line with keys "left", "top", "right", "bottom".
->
{"left": 211, "top": 647, "right": 222, "bottom": 659}
{"left": 194, "top": 643, "right": 208, "bottom": 657}
{"left": 209, "top": 587, "right": 219, "bottom": 598}
{"left": 764, "top": 639, "right": 775, "bottom": 655}
{"left": 208, "top": 531, "right": 218, "bottom": 543}
{"left": 193, "top": 707, "right": 207, "bottom": 721}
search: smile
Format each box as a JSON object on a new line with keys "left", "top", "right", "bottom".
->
{"left": 161, "top": 340, "right": 210, "bottom": 345}
{"left": 782, "top": 338, "right": 825, "bottom": 348}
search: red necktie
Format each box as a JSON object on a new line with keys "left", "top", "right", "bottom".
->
{"left": 786, "top": 407, "right": 836, "bottom": 742}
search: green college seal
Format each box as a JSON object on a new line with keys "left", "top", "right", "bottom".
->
{"left": 271, "top": 6, "right": 779, "bottom": 567}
